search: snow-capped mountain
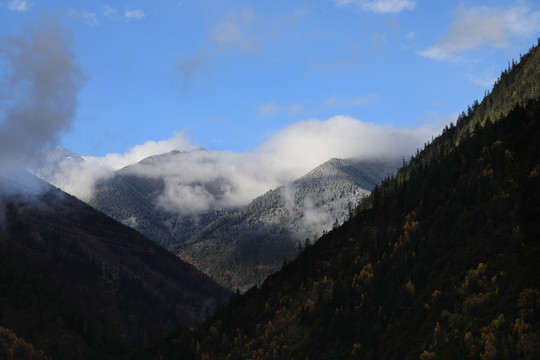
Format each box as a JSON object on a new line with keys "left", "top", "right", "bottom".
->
{"left": 24, "top": 146, "right": 401, "bottom": 292}
{"left": 24, "top": 146, "right": 93, "bottom": 183}
{"left": 174, "top": 157, "right": 401, "bottom": 291}
{"left": 89, "top": 148, "right": 236, "bottom": 247}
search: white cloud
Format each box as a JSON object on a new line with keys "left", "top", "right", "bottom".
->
{"left": 68, "top": 10, "right": 98, "bottom": 27}
{"left": 103, "top": 5, "right": 117, "bottom": 17}
{"left": 95, "top": 132, "right": 194, "bottom": 171}
{"left": 36, "top": 116, "right": 440, "bottom": 214}
{"left": 334, "top": 0, "right": 416, "bottom": 14}
{"left": 125, "top": 9, "right": 145, "bottom": 21}
{"left": 34, "top": 133, "right": 194, "bottom": 201}
{"left": 8, "top": 0, "right": 30, "bottom": 12}
{"left": 503, "top": 6, "right": 540, "bottom": 36}
{"left": 420, "top": 5, "right": 540, "bottom": 61}
{"left": 258, "top": 101, "right": 281, "bottom": 116}
{"left": 258, "top": 116, "right": 436, "bottom": 174}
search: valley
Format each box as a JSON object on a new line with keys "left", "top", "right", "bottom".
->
{"left": 1, "top": 4, "right": 539, "bottom": 358}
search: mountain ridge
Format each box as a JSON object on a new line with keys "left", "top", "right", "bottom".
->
{"left": 175, "top": 157, "right": 401, "bottom": 291}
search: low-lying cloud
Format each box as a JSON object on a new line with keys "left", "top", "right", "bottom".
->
{"left": 37, "top": 133, "right": 194, "bottom": 201}
{"left": 31, "top": 115, "right": 440, "bottom": 215}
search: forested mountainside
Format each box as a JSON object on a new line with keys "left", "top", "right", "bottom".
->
{"left": 175, "top": 158, "right": 400, "bottom": 292}
{"left": 139, "top": 41, "right": 540, "bottom": 360}
{"left": 454, "top": 42, "right": 540, "bottom": 144}
{"left": 0, "top": 173, "right": 229, "bottom": 360}
{"left": 0, "top": 326, "right": 47, "bottom": 360}
{"left": 89, "top": 149, "right": 234, "bottom": 248}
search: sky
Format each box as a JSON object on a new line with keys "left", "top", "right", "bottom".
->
{"left": 1, "top": 0, "right": 540, "bottom": 161}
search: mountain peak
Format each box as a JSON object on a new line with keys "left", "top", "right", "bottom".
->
{"left": 137, "top": 147, "right": 206, "bottom": 166}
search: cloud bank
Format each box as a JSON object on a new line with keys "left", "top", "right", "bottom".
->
{"left": 0, "top": 14, "right": 84, "bottom": 160}
{"left": 40, "top": 133, "right": 194, "bottom": 201}
{"left": 35, "top": 116, "right": 440, "bottom": 215}
{"left": 421, "top": 5, "right": 540, "bottom": 61}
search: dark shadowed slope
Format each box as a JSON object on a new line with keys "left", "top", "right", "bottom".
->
{"left": 0, "top": 171, "right": 229, "bottom": 359}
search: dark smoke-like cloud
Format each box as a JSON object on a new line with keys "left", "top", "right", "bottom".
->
{"left": 0, "top": 14, "right": 84, "bottom": 159}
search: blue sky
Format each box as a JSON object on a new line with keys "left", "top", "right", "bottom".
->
{"left": 1, "top": 0, "right": 540, "bottom": 159}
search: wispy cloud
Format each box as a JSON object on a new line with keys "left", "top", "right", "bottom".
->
{"left": 68, "top": 9, "right": 98, "bottom": 27}
{"left": 323, "top": 94, "right": 379, "bottom": 108}
{"left": 420, "top": 4, "right": 540, "bottom": 61}
{"left": 334, "top": 0, "right": 416, "bottom": 14}
{"left": 464, "top": 73, "right": 498, "bottom": 88}
{"left": 212, "top": 8, "right": 257, "bottom": 51}
{"left": 176, "top": 50, "right": 208, "bottom": 91}
{"left": 103, "top": 5, "right": 117, "bottom": 17}
{"left": 258, "top": 101, "right": 281, "bottom": 116}
{"left": 288, "top": 103, "right": 304, "bottom": 116}
{"left": 8, "top": 0, "right": 31, "bottom": 12}
{"left": 177, "top": 8, "right": 259, "bottom": 88}
{"left": 125, "top": 9, "right": 145, "bottom": 21}
{"left": 102, "top": 6, "right": 145, "bottom": 22}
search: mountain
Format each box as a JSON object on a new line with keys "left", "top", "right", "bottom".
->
{"left": 73, "top": 147, "right": 399, "bottom": 292}
{"left": 88, "top": 149, "right": 235, "bottom": 248}
{"left": 139, "top": 41, "right": 540, "bottom": 359}
{"left": 0, "top": 170, "right": 229, "bottom": 359}
{"left": 175, "top": 157, "right": 400, "bottom": 292}
{"left": 24, "top": 146, "right": 93, "bottom": 182}
{"left": 24, "top": 146, "right": 400, "bottom": 293}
